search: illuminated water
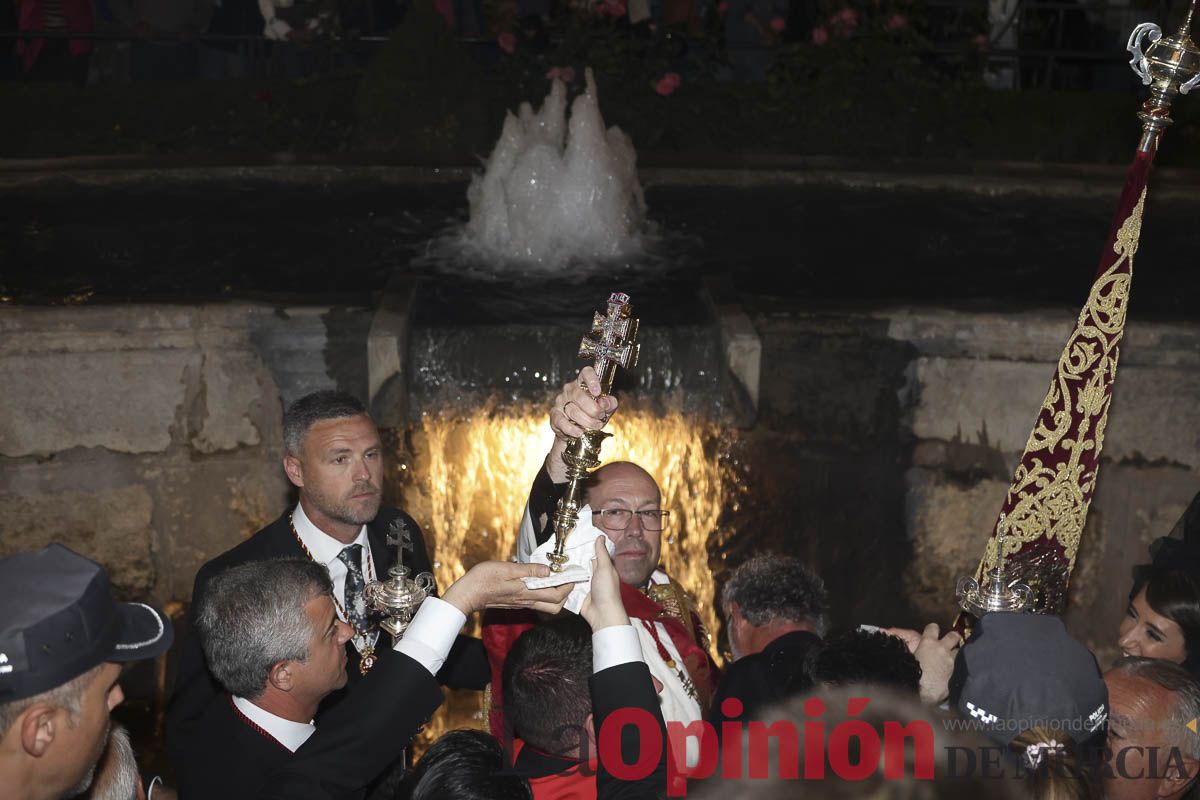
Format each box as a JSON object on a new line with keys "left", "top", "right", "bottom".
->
{"left": 462, "top": 69, "right": 646, "bottom": 268}
{"left": 398, "top": 401, "right": 740, "bottom": 738}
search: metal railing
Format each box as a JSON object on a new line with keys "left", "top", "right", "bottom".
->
{"left": 1, "top": 0, "right": 1186, "bottom": 89}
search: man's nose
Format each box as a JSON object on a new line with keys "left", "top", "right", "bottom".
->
{"left": 337, "top": 619, "right": 355, "bottom": 643}
{"left": 352, "top": 457, "right": 372, "bottom": 482}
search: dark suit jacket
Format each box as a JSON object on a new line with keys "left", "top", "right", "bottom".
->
{"left": 709, "top": 629, "right": 822, "bottom": 728}
{"left": 176, "top": 648, "right": 443, "bottom": 800}
{"left": 512, "top": 661, "right": 669, "bottom": 800}
{"left": 167, "top": 506, "right": 488, "bottom": 773}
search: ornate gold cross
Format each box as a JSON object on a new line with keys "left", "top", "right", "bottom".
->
{"left": 578, "top": 292, "right": 640, "bottom": 393}
{"left": 549, "top": 292, "right": 641, "bottom": 572}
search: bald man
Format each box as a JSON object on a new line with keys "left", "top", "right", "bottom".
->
{"left": 493, "top": 367, "right": 717, "bottom": 767}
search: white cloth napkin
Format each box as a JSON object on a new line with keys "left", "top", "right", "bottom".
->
{"left": 521, "top": 505, "right": 614, "bottom": 614}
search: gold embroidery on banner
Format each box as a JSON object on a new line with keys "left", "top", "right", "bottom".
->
{"left": 977, "top": 189, "right": 1146, "bottom": 608}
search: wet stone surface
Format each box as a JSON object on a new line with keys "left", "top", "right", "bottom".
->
{"left": 3, "top": 177, "right": 1199, "bottom": 319}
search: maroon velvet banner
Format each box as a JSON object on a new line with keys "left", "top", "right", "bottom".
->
{"left": 958, "top": 149, "right": 1156, "bottom": 628}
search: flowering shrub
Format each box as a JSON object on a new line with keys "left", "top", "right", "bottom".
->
{"left": 654, "top": 72, "right": 682, "bottom": 95}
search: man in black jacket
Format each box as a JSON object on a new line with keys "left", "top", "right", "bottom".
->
{"left": 709, "top": 554, "right": 827, "bottom": 728}
{"left": 179, "top": 555, "right": 571, "bottom": 800}
{"left": 167, "top": 390, "right": 489, "bottom": 771}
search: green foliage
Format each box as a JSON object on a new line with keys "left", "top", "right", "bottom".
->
{"left": 353, "top": 0, "right": 493, "bottom": 157}
{"left": 2, "top": 6, "right": 1199, "bottom": 167}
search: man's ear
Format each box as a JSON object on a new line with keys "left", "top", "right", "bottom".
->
{"left": 283, "top": 454, "right": 304, "bottom": 489}
{"left": 19, "top": 703, "right": 58, "bottom": 757}
{"left": 1160, "top": 754, "right": 1200, "bottom": 797}
{"left": 729, "top": 601, "right": 744, "bottom": 626}
{"left": 268, "top": 661, "right": 295, "bottom": 692}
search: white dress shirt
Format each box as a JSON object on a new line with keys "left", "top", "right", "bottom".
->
{"left": 292, "top": 503, "right": 379, "bottom": 651}
{"left": 231, "top": 695, "right": 316, "bottom": 753}
{"left": 231, "top": 596, "right": 468, "bottom": 752}
{"left": 592, "top": 624, "right": 644, "bottom": 672}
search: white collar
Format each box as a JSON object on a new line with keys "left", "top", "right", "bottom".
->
{"left": 231, "top": 695, "right": 315, "bottom": 753}
{"left": 292, "top": 502, "right": 370, "bottom": 567}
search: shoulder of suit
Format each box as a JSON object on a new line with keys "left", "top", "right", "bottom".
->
{"left": 195, "top": 512, "right": 297, "bottom": 590}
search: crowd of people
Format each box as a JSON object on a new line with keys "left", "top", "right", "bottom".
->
{"left": 3, "top": 367, "right": 1200, "bottom": 800}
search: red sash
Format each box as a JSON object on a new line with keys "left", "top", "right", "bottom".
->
{"left": 618, "top": 582, "right": 717, "bottom": 709}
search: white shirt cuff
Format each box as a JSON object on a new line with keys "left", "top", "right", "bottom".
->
{"left": 592, "top": 624, "right": 644, "bottom": 673}
{"left": 393, "top": 597, "right": 466, "bottom": 676}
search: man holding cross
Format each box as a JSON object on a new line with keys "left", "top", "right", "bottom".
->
{"left": 485, "top": 365, "right": 718, "bottom": 769}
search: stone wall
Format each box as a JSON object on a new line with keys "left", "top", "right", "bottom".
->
{"left": 746, "top": 306, "right": 1200, "bottom": 665}
{"left": 0, "top": 303, "right": 373, "bottom": 603}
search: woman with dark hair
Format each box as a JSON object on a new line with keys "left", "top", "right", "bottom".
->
{"left": 1119, "top": 493, "right": 1200, "bottom": 679}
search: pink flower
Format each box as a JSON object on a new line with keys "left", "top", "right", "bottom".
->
{"left": 830, "top": 7, "right": 858, "bottom": 26}
{"left": 718, "top": 0, "right": 729, "bottom": 13}
{"left": 655, "top": 72, "right": 682, "bottom": 95}
{"left": 972, "top": 32, "right": 989, "bottom": 49}
{"left": 769, "top": 15, "right": 786, "bottom": 32}
{"left": 498, "top": 31, "right": 516, "bottom": 53}
{"left": 597, "top": 0, "right": 626, "bottom": 16}
{"left": 884, "top": 12, "right": 907, "bottom": 30}
{"left": 546, "top": 65, "right": 576, "bottom": 83}
{"left": 811, "top": 25, "right": 829, "bottom": 44}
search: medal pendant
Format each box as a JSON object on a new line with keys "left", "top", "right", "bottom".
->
{"left": 359, "top": 647, "right": 377, "bottom": 675}
{"left": 665, "top": 659, "right": 676, "bottom": 669}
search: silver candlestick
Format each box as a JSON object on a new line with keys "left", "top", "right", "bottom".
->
{"left": 957, "top": 515, "right": 1033, "bottom": 618}
{"left": 363, "top": 519, "right": 436, "bottom": 642}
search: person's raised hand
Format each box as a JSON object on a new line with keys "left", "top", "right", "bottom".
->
{"left": 442, "top": 561, "right": 572, "bottom": 617}
{"left": 546, "top": 367, "right": 619, "bottom": 482}
{"left": 580, "top": 536, "right": 628, "bottom": 632}
{"left": 911, "top": 622, "right": 960, "bottom": 705}
{"left": 879, "top": 626, "right": 922, "bottom": 654}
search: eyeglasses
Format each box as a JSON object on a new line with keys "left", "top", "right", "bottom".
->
{"left": 593, "top": 509, "right": 671, "bottom": 531}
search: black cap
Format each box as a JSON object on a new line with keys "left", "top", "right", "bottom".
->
{"left": 0, "top": 544, "right": 174, "bottom": 703}
{"left": 950, "top": 612, "right": 1108, "bottom": 747}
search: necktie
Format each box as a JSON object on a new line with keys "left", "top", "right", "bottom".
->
{"left": 337, "top": 544, "right": 369, "bottom": 633}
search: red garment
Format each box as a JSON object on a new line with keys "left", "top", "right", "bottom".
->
{"left": 617, "top": 581, "right": 718, "bottom": 709}
{"left": 512, "top": 739, "right": 599, "bottom": 800}
{"left": 16, "top": 0, "right": 93, "bottom": 72}
{"left": 482, "top": 581, "right": 719, "bottom": 739}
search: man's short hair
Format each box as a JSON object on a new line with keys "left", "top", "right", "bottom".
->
{"left": 722, "top": 554, "right": 828, "bottom": 635}
{"left": 405, "top": 729, "right": 531, "bottom": 800}
{"left": 195, "top": 558, "right": 332, "bottom": 699}
{"left": 1110, "top": 656, "right": 1200, "bottom": 760}
{"left": 806, "top": 630, "right": 922, "bottom": 695}
{"left": 283, "top": 390, "right": 369, "bottom": 456}
{"left": 0, "top": 663, "right": 102, "bottom": 735}
{"left": 502, "top": 615, "right": 593, "bottom": 756}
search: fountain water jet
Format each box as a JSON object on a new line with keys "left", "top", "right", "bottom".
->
{"left": 464, "top": 69, "right": 647, "bottom": 268}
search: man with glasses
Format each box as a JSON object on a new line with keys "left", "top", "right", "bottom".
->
{"left": 487, "top": 367, "right": 717, "bottom": 766}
